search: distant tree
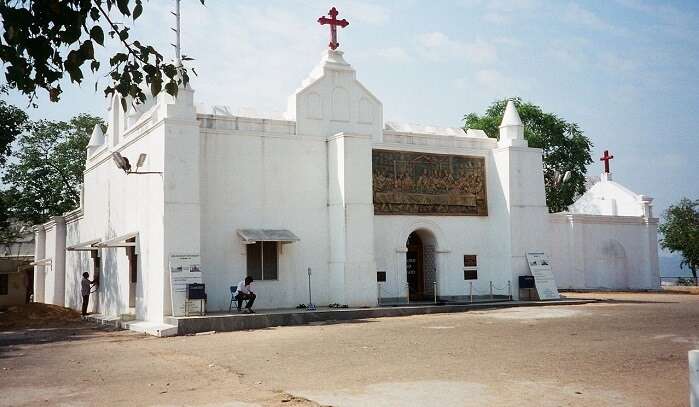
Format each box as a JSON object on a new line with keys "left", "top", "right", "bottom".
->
{"left": 0, "top": 87, "right": 29, "bottom": 166}
{"left": 0, "top": 0, "right": 203, "bottom": 108}
{"left": 2, "top": 114, "right": 103, "bottom": 225}
{"left": 464, "top": 98, "right": 593, "bottom": 213}
{"left": 659, "top": 198, "right": 699, "bottom": 285}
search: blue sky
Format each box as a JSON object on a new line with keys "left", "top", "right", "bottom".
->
{"left": 4, "top": 0, "right": 698, "bottom": 227}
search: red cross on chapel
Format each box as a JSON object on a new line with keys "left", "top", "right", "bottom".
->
{"left": 318, "top": 7, "right": 349, "bottom": 50}
{"left": 600, "top": 150, "right": 614, "bottom": 173}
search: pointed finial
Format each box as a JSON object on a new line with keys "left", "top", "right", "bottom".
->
{"left": 87, "top": 124, "right": 105, "bottom": 147}
{"left": 500, "top": 100, "right": 522, "bottom": 127}
{"left": 498, "top": 99, "right": 526, "bottom": 146}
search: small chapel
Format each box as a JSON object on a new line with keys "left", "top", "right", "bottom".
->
{"left": 32, "top": 7, "right": 659, "bottom": 330}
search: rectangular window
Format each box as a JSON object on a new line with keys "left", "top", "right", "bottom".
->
{"left": 0, "top": 274, "right": 8, "bottom": 295}
{"left": 246, "top": 241, "right": 278, "bottom": 280}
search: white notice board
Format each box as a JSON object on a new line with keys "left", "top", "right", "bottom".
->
{"left": 169, "top": 254, "right": 202, "bottom": 317}
{"left": 525, "top": 251, "right": 560, "bottom": 300}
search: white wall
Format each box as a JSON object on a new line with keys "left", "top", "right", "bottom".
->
{"left": 550, "top": 214, "right": 660, "bottom": 290}
{"left": 372, "top": 135, "right": 515, "bottom": 302}
{"left": 66, "top": 96, "right": 168, "bottom": 321}
{"left": 37, "top": 218, "right": 65, "bottom": 306}
{"left": 198, "top": 117, "right": 332, "bottom": 310}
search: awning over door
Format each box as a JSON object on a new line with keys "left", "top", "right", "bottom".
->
{"left": 237, "top": 229, "right": 300, "bottom": 244}
{"left": 95, "top": 232, "right": 138, "bottom": 249}
{"left": 30, "top": 258, "right": 52, "bottom": 266}
{"left": 66, "top": 238, "right": 102, "bottom": 251}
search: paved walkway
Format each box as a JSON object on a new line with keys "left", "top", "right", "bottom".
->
{"left": 166, "top": 297, "right": 596, "bottom": 335}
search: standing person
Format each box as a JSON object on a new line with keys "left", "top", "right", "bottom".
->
{"left": 235, "top": 276, "right": 256, "bottom": 313}
{"left": 81, "top": 272, "right": 94, "bottom": 316}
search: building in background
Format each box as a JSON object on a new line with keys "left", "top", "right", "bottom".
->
{"left": 551, "top": 171, "right": 659, "bottom": 290}
{"left": 0, "top": 229, "right": 34, "bottom": 307}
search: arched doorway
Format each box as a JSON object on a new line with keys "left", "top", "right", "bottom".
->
{"left": 405, "top": 230, "right": 437, "bottom": 301}
{"left": 406, "top": 232, "right": 423, "bottom": 301}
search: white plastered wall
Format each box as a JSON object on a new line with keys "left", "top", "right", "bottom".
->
{"left": 372, "top": 135, "right": 516, "bottom": 302}
{"left": 68, "top": 95, "right": 168, "bottom": 322}
{"left": 198, "top": 117, "right": 332, "bottom": 310}
{"left": 549, "top": 214, "right": 660, "bottom": 289}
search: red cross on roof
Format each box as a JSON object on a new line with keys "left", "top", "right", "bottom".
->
{"left": 600, "top": 150, "right": 614, "bottom": 173}
{"left": 318, "top": 7, "right": 349, "bottom": 50}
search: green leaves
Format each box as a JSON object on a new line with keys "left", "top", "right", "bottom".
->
{"left": 90, "top": 26, "right": 104, "bottom": 46}
{"left": 659, "top": 198, "right": 699, "bottom": 283}
{"left": 0, "top": 96, "right": 29, "bottom": 166}
{"left": 0, "top": 0, "right": 199, "bottom": 105}
{"left": 1, "top": 114, "right": 104, "bottom": 225}
{"left": 117, "top": 0, "right": 131, "bottom": 17}
{"left": 464, "top": 98, "right": 594, "bottom": 213}
{"left": 133, "top": 1, "right": 143, "bottom": 20}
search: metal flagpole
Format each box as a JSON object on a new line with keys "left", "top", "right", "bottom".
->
{"left": 171, "top": 0, "right": 182, "bottom": 67}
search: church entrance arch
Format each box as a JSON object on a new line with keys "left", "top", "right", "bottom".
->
{"left": 405, "top": 229, "right": 437, "bottom": 302}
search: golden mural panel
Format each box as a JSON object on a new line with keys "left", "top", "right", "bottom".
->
{"left": 372, "top": 150, "right": 488, "bottom": 216}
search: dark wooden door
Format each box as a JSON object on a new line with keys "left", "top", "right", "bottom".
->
{"left": 406, "top": 232, "right": 424, "bottom": 301}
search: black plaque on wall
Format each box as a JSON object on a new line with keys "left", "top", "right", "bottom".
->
{"left": 372, "top": 150, "right": 488, "bottom": 216}
{"left": 463, "top": 269, "right": 478, "bottom": 280}
{"left": 463, "top": 255, "right": 477, "bottom": 267}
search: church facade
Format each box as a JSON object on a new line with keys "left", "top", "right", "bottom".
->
{"left": 32, "top": 32, "right": 659, "bottom": 328}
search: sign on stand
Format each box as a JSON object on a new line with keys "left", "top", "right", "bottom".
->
{"left": 169, "top": 254, "right": 202, "bottom": 317}
{"left": 525, "top": 252, "right": 560, "bottom": 300}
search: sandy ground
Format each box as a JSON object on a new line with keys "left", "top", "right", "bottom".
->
{"left": 1, "top": 292, "right": 697, "bottom": 406}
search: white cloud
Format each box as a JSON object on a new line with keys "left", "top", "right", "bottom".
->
{"left": 454, "top": 69, "right": 530, "bottom": 99}
{"left": 375, "top": 47, "right": 411, "bottom": 62}
{"left": 478, "top": 69, "right": 531, "bottom": 97}
{"left": 338, "top": 1, "right": 390, "bottom": 25}
{"left": 563, "top": 3, "right": 622, "bottom": 34}
{"left": 416, "top": 32, "right": 497, "bottom": 64}
{"left": 614, "top": 0, "right": 699, "bottom": 41}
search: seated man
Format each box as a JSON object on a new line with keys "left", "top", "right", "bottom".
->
{"left": 235, "top": 276, "right": 256, "bottom": 313}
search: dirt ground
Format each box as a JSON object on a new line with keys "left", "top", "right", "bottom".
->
{"left": 1, "top": 292, "right": 697, "bottom": 406}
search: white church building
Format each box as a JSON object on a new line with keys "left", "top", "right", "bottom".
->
{"left": 32, "top": 8, "right": 659, "bottom": 327}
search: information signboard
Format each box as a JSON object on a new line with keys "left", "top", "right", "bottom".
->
{"left": 169, "top": 254, "right": 202, "bottom": 317}
{"left": 525, "top": 251, "right": 560, "bottom": 300}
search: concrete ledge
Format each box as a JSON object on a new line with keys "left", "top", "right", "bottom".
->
{"left": 664, "top": 286, "right": 699, "bottom": 295}
{"left": 124, "top": 321, "right": 178, "bottom": 337}
{"left": 84, "top": 313, "right": 123, "bottom": 328}
{"left": 166, "top": 299, "right": 597, "bottom": 336}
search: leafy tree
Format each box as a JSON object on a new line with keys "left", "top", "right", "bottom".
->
{"left": 2, "top": 114, "right": 104, "bottom": 225}
{"left": 0, "top": 0, "right": 203, "bottom": 108}
{"left": 0, "top": 87, "right": 29, "bottom": 166}
{"left": 464, "top": 98, "right": 593, "bottom": 212}
{"left": 659, "top": 198, "right": 699, "bottom": 285}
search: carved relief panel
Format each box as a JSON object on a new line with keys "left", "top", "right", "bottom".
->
{"left": 372, "top": 150, "right": 488, "bottom": 216}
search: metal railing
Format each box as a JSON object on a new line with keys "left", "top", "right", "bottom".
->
{"left": 468, "top": 280, "right": 512, "bottom": 302}
{"left": 377, "top": 279, "right": 513, "bottom": 305}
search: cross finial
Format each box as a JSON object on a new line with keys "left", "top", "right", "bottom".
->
{"left": 600, "top": 150, "right": 614, "bottom": 173}
{"left": 318, "top": 7, "right": 349, "bottom": 50}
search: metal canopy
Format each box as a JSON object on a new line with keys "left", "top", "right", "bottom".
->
{"left": 66, "top": 238, "right": 102, "bottom": 251}
{"left": 237, "top": 229, "right": 300, "bottom": 244}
